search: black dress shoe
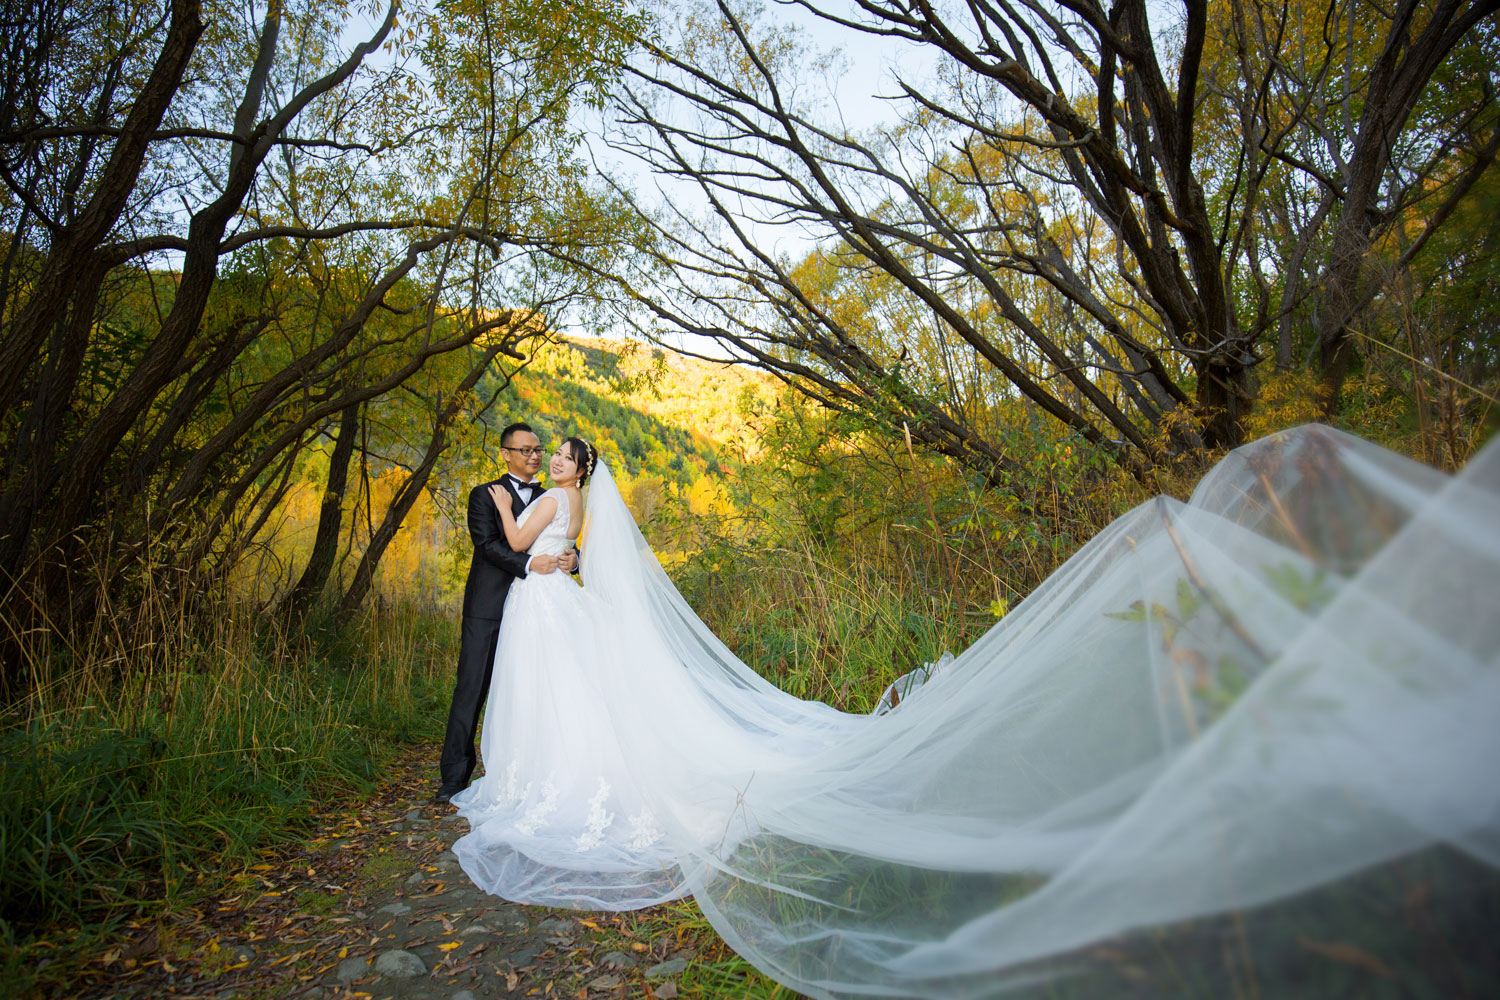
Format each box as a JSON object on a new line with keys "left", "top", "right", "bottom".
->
{"left": 431, "top": 786, "right": 463, "bottom": 804}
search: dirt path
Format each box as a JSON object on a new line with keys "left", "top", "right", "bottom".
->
{"left": 71, "top": 745, "right": 706, "bottom": 1000}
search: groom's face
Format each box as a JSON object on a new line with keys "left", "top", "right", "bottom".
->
{"left": 502, "top": 430, "right": 544, "bottom": 479}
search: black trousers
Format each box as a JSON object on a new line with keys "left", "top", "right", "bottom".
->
{"left": 439, "top": 614, "right": 503, "bottom": 790}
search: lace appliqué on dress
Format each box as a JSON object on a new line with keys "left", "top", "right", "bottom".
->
{"left": 501, "top": 761, "right": 523, "bottom": 805}
{"left": 463, "top": 760, "right": 529, "bottom": 819}
{"left": 575, "top": 778, "right": 616, "bottom": 851}
{"left": 626, "top": 807, "right": 665, "bottom": 852}
{"left": 513, "top": 777, "right": 559, "bottom": 835}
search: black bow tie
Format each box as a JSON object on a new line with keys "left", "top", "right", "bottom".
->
{"left": 509, "top": 477, "right": 541, "bottom": 492}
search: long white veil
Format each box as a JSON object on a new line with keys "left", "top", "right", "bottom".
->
{"left": 572, "top": 425, "right": 1499, "bottom": 998}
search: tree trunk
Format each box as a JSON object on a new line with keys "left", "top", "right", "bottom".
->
{"left": 280, "top": 401, "right": 361, "bottom": 618}
{"left": 1195, "top": 358, "right": 1254, "bottom": 451}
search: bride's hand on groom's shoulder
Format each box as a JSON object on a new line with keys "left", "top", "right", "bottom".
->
{"left": 488, "top": 484, "right": 511, "bottom": 517}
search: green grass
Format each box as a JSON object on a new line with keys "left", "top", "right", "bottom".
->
{"left": 359, "top": 847, "right": 416, "bottom": 884}
{"left": 674, "top": 549, "right": 988, "bottom": 712}
{"left": 0, "top": 602, "right": 456, "bottom": 997}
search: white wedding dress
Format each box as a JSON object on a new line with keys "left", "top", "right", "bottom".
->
{"left": 452, "top": 488, "right": 686, "bottom": 907}
{"left": 451, "top": 428, "right": 1500, "bottom": 999}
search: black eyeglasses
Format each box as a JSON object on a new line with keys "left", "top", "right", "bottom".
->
{"left": 501, "top": 446, "right": 545, "bottom": 457}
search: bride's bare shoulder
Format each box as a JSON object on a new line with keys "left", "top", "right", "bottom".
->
{"left": 550, "top": 485, "right": 584, "bottom": 513}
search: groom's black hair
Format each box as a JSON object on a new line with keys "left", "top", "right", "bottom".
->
{"left": 499, "top": 422, "right": 535, "bottom": 447}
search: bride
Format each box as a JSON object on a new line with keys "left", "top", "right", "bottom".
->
{"left": 451, "top": 426, "right": 1500, "bottom": 1000}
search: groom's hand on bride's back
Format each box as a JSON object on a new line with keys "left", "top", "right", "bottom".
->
{"left": 558, "top": 550, "right": 578, "bottom": 574}
{"left": 530, "top": 554, "right": 560, "bottom": 574}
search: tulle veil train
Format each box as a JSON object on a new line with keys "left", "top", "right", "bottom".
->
{"left": 463, "top": 425, "right": 1500, "bottom": 999}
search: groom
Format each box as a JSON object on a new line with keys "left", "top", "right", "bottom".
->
{"left": 434, "top": 421, "right": 577, "bottom": 803}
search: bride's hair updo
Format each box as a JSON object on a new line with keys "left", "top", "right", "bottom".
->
{"left": 564, "top": 436, "right": 597, "bottom": 485}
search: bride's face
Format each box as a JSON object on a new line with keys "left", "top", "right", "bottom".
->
{"left": 549, "top": 445, "right": 580, "bottom": 486}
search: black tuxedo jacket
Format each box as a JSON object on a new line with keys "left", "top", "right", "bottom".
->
{"left": 460, "top": 477, "right": 533, "bottom": 620}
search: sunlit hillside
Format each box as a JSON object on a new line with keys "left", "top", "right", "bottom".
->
{"left": 485, "top": 335, "right": 771, "bottom": 481}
